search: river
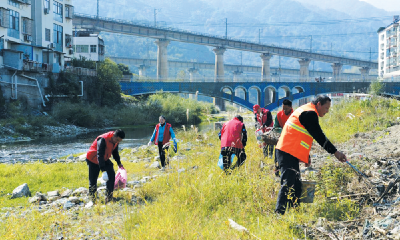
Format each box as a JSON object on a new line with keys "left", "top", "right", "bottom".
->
{"left": 0, "top": 122, "right": 217, "bottom": 164}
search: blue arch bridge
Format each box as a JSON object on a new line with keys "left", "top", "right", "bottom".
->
{"left": 120, "top": 81, "right": 400, "bottom": 110}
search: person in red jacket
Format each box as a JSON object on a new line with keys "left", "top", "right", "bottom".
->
{"left": 253, "top": 104, "right": 273, "bottom": 132}
{"left": 86, "top": 129, "right": 125, "bottom": 204}
{"left": 148, "top": 116, "right": 177, "bottom": 171}
{"left": 253, "top": 104, "right": 274, "bottom": 157}
{"left": 274, "top": 99, "right": 294, "bottom": 132}
{"left": 218, "top": 115, "right": 247, "bottom": 172}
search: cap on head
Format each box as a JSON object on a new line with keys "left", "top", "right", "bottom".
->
{"left": 253, "top": 104, "right": 260, "bottom": 114}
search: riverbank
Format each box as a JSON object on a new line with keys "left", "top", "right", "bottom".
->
{"left": 1, "top": 97, "right": 400, "bottom": 239}
{"left": 0, "top": 92, "right": 219, "bottom": 143}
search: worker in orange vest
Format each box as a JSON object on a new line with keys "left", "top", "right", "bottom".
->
{"left": 272, "top": 99, "right": 294, "bottom": 176}
{"left": 273, "top": 99, "right": 293, "bottom": 133}
{"left": 275, "top": 95, "right": 347, "bottom": 215}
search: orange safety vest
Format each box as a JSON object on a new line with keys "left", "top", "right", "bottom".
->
{"left": 276, "top": 103, "right": 319, "bottom": 164}
{"left": 277, "top": 109, "right": 293, "bottom": 128}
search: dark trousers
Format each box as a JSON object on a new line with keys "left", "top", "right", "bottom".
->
{"left": 221, "top": 147, "right": 246, "bottom": 171}
{"left": 158, "top": 141, "right": 169, "bottom": 167}
{"left": 275, "top": 149, "right": 302, "bottom": 215}
{"left": 87, "top": 159, "right": 116, "bottom": 201}
{"left": 263, "top": 144, "right": 274, "bottom": 158}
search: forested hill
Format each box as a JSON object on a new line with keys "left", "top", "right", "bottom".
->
{"left": 72, "top": 0, "right": 395, "bottom": 73}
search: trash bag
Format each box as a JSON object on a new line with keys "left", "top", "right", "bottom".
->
{"left": 114, "top": 166, "right": 127, "bottom": 190}
{"left": 218, "top": 153, "right": 236, "bottom": 170}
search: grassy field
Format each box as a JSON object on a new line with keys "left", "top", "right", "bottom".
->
{"left": 0, "top": 96, "right": 398, "bottom": 239}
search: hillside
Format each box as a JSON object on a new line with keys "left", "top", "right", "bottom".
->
{"left": 72, "top": 0, "right": 393, "bottom": 76}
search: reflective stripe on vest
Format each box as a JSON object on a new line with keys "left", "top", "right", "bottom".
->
{"left": 276, "top": 103, "right": 318, "bottom": 164}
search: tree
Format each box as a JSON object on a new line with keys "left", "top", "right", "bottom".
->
{"left": 97, "top": 58, "right": 123, "bottom": 106}
{"left": 369, "top": 81, "right": 384, "bottom": 96}
{"left": 117, "top": 63, "right": 131, "bottom": 75}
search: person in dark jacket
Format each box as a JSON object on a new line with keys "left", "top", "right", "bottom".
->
{"left": 86, "top": 129, "right": 125, "bottom": 204}
{"left": 148, "top": 116, "right": 177, "bottom": 171}
{"left": 218, "top": 115, "right": 247, "bottom": 172}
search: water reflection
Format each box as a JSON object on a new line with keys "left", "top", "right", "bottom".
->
{"left": 0, "top": 122, "right": 217, "bottom": 163}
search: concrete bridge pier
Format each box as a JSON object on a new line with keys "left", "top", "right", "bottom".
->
{"left": 213, "top": 47, "right": 226, "bottom": 111}
{"left": 138, "top": 65, "right": 146, "bottom": 79}
{"left": 261, "top": 53, "right": 272, "bottom": 81}
{"left": 332, "top": 63, "right": 343, "bottom": 82}
{"left": 188, "top": 68, "right": 198, "bottom": 82}
{"left": 233, "top": 70, "right": 242, "bottom": 82}
{"left": 155, "top": 39, "right": 170, "bottom": 81}
{"left": 359, "top": 67, "right": 370, "bottom": 81}
{"left": 298, "top": 58, "right": 311, "bottom": 82}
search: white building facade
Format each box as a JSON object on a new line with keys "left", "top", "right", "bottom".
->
{"left": 0, "top": 0, "right": 73, "bottom": 72}
{"left": 378, "top": 15, "right": 400, "bottom": 78}
{"left": 73, "top": 32, "right": 105, "bottom": 62}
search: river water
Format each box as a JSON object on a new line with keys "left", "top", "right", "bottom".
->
{"left": 0, "top": 122, "right": 217, "bottom": 164}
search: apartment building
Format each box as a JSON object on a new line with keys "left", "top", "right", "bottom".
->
{"left": 73, "top": 31, "right": 105, "bottom": 62}
{"left": 378, "top": 15, "right": 400, "bottom": 78}
{"left": 0, "top": 0, "right": 73, "bottom": 72}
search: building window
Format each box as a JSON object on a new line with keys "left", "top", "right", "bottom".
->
{"left": 75, "top": 45, "right": 89, "bottom": 53}
{"left": 65, "top": 5, "right": 73, "bottom": 19}
{"left": 45, "top": 28, "right": 50, "bottom": 41}
{"left": 90, "top": 45, "right": 97, "bottom": 53}
{"left": 9, "top": 10, "right": 19, "bottom": 30}
{"left": 22, "top": 17, "right": 32, "bottom": 35}
{"left": 44, "top": 0, "right": 50, "bottom": 14}
{"left": 53, "top": 1, "right": 63, "bottom": 23}
{"left": 65, "top": 34, "right": 72, "bottom": 47}
{"left": 8, "top": 9, "right": 19, "bottom": 38}
{"left": 8, "top": 0, "right": 20, "bottom": 8}
{"left": 53, "top": 23, "right": 63, "bottom": 51}
{"left": 0, "top": 8, "right": 10, "bottom": 28}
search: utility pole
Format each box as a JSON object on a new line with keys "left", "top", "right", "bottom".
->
{"left": 154, "top": 9, "right": 157, "bottom": 27}
{"left": 370, "top": 47, "right": 372, "bottom": 61}
{"left": 279, "top": 55, "right": 281, "bottom": 82}
{"left": 225, "top": 18, "right": 228, "bottom": 39}
{"left": 97, "top": 0, "right": 99, "bottom": 19}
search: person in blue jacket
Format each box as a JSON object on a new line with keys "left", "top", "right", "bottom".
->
{"left": 148, "top": 116, "right": 177, "bottom": 171}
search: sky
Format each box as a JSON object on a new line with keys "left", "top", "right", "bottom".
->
{"left": 360, "top": 0, "right": 400, "bottom": 12}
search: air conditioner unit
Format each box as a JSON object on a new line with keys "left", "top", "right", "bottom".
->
{"left": 44, "top": 8, "right": 50, "bottom": 14}
{"left": 69, "top": 49, "right": 74, "bottom": 55}
{"left": 24, "top": 35, "right": 32, "bottom": 42}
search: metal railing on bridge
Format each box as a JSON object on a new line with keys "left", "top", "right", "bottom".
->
{"left": 74, "top": 13, "right": 378, "bottom": 65}
{"left": 119, "top": 76, "right": 379, "bottom": 83}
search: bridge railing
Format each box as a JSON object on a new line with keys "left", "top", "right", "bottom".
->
{"left": 74, "top": 13, "right": 377, "bottom": 64}
{"left": 119, "top": 76, "right": 379, "bottom": 83}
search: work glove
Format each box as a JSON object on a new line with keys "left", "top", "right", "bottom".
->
{"left": 102, "top": 172, "right": 109, "bottom": 182}
{"left": 147, "top": 141, "right": 152, "bottom": 146}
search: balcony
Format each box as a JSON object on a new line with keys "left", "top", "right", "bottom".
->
{"left": 7, "top": 29, "right": 19, "bottom": 39}
{"left": 13, "top": 0, "right": 31, "bottom": 4}
{"left": 64, "top": 66, "right": 97, "bottom": 76}
{"left": 54, "top": 43, "right": 63, "bottom": 52}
